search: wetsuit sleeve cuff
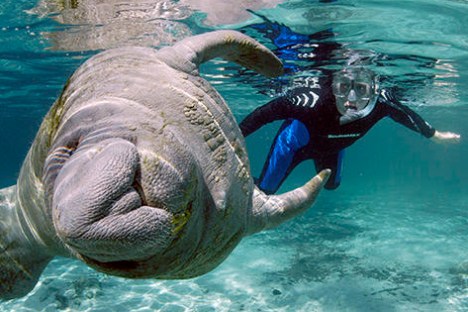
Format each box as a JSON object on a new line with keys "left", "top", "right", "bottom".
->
{"left": 426, "top": 127, "right": 436, "bottom": 138}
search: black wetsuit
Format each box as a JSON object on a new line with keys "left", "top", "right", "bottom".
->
{"left": 240, "top": 77, "right": 435, "bottom": 193}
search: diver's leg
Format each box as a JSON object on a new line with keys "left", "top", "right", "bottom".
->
{"left": 314, "top": 149, "right": 345, "bottom": 190}
{"left": 258, "top": 119, "right": 310, "bottom": 194}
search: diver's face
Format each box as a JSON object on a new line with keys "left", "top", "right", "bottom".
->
{"left": 333, "top": 69, "right": 375, "bottom": 115}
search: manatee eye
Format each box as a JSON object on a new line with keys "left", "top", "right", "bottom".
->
{"left": 46, "top": 146, "right": 76, "bottom": 168}
{"left": 43, "top": 144, "right": 79, "bottom": 197}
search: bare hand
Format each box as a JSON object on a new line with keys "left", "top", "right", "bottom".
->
{"left": 431, "top": 130, "right": 461, "bottom": 144}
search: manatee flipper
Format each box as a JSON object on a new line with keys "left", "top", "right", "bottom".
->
{"left": 247, "top": 169, "right": 331, "bottom": 234}
{"left": 156, "top": 30, "right": 283, "bottom": 77}
{"left": 52, "top": 138, "right": 174, "bottom": 268}
{"left": 0, "top": 186, "right": 52, "bottom": 299}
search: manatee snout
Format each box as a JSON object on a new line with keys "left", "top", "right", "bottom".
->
{"left": 49, "top": 134, "right": 200, "bottom": 270}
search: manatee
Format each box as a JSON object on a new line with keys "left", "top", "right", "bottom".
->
{"left": 0, "top": 30, "right": 329, "bottom": 300}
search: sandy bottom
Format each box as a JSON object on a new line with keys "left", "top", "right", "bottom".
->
{"left": 1, "top": 193, "right": 466, "bottom": 311}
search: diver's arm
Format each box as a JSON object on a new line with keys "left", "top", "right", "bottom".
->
{"left": 380, "top": 89, "right": 435, "bottom": 137}
{"left": 239, "top": 96, "right": 300, "bottom": 137}
{"left": 380, "top": 90, "right": 460, "bottom": 143}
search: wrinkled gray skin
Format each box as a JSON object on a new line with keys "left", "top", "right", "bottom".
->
{"left": 0, "top": 30, "right": 329, "bottom": 300}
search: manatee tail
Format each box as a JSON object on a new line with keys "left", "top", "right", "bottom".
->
{"left": 0, "top": 186, "right": 51, "bottom": 300}
{"left": 156, "top": 30, "right": 283, "bottom": 78}
{"left": 247, "top": 169, "right": 331, "bottom": 234}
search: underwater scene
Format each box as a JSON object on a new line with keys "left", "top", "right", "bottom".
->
{"left": 0, "top": 0, "right": 467, "bottom": 311}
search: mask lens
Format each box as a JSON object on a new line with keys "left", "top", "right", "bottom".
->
{"left": 333, "top": 79, "right": 352, "bottom": 97}
{"left": 333, "top": 78, "right": 373, "bottom": 99}
{"left": 354, "top": 81, "right": 372, "bottom": 98}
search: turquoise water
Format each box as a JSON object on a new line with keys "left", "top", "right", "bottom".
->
{"left": 0, "top": 0, "right": 467, "bottom": 311}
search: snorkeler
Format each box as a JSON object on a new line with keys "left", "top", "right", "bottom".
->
{"left": 239, "top": 54, "right": 461, "bottom": 193}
